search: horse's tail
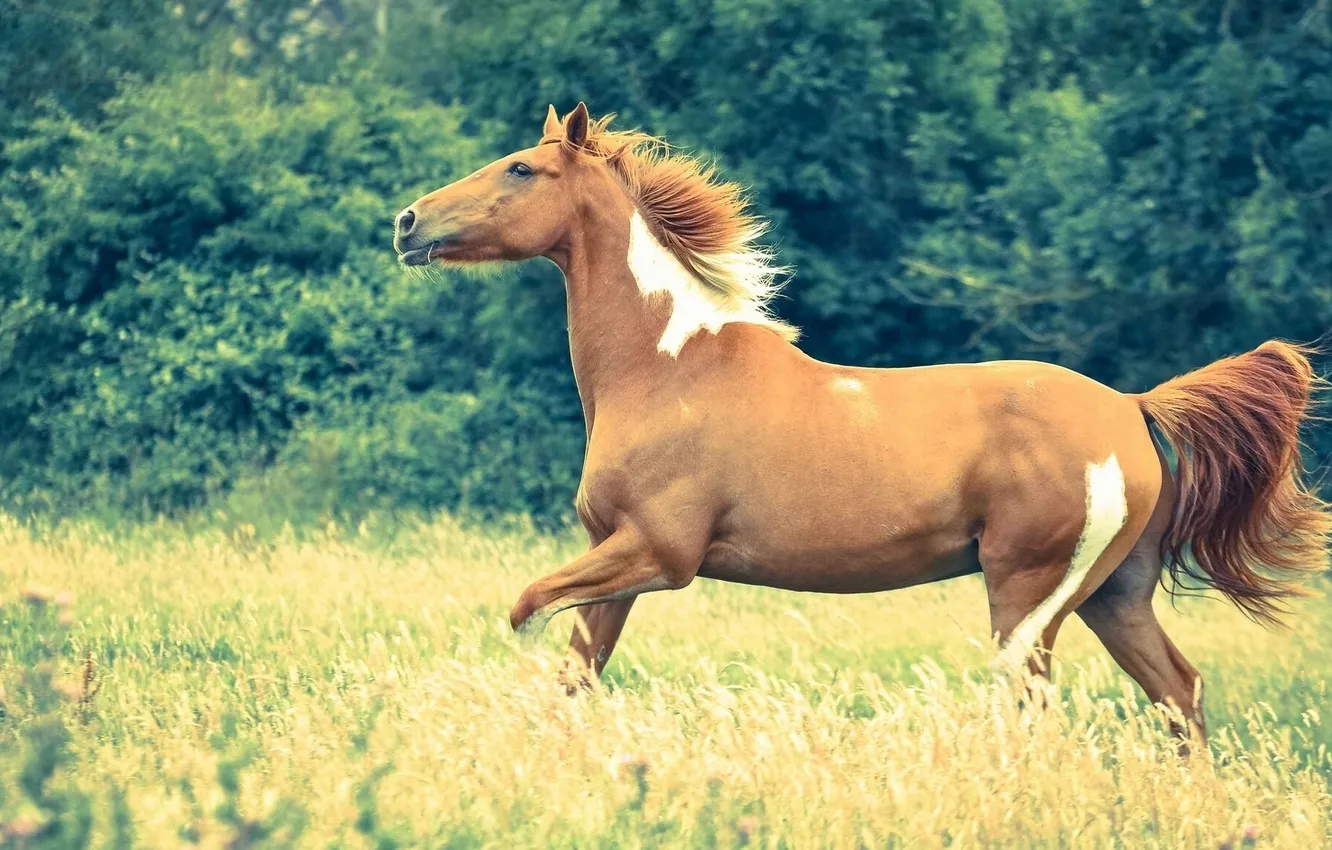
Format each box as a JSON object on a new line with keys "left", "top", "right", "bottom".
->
{"left": 1135, "top": 340, "right": 1332, "bottom": 625}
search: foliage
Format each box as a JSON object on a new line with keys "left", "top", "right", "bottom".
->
{"left": 0, "top": 70, "right": 584, "bottom": 524}
{"left": 0, "top": 592, "right": 107, "bottom": 847}
{"left": 0, "top": 0, "right": 1329, "bottom": 522}
{"left": 0, "top": 588, "right": 315, "bottom": 847}
{"left": 905, "top": 1, "right": 1332, "bottom": 385}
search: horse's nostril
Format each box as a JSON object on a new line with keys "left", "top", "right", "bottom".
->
{"left": 397, "top": 209, "right": 416, "bottom": 236}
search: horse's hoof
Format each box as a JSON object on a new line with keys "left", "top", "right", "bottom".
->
{"left": 511, "top": 609, "right": 552, "bottom": 645}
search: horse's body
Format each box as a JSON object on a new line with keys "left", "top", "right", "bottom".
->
{"left": 581, "top": 328, "right": 1155, "bottom": 600}
{"left": 395, "top": 104, "right": 1332, "bottom": 741}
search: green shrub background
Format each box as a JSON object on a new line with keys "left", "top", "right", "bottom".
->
{"left": 2, "top": 0, "right": 1329, "bottom": 527}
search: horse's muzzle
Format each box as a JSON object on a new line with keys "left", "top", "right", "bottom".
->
{"left": 397, "top": 243, "right": 436, "bottom": 267}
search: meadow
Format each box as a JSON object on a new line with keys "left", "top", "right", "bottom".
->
{"left": 2, "top": 512, "right": 1330, "bottom": 849}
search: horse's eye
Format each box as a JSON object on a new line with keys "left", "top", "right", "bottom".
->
{"left": 508, "top": 162, "right": 533, "bottom": 178}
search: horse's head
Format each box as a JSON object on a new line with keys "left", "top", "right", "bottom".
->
{"left": 395, "top": 104, "right": 797, "bottom": 346}
{"left": 394, "top": 103, "right": 601, "bottom": 267}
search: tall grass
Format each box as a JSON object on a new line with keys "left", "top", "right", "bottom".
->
{"left": 2, "top": 513, "right": 1330, "bottom": 847}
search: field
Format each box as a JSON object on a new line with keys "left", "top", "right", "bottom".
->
{"left": 2, "top": 513, "right": 1330, "bottom": 849}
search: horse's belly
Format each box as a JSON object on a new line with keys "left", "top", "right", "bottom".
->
{"left": 697, "top": 530, "right": 981, "bottom": 594}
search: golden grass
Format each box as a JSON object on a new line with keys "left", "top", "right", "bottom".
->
{"left": 2, "top": 512, "right": 1330, "bottom": 848}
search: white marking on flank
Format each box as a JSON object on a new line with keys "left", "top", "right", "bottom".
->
{"left": 627, "top": 212, "right": 777, "bottom": 358}
{"left": 998, "top": 454, "right": 1128, "bottom": 670}
{"left": 831, "top": 377, "right": 865, "bottom": 393}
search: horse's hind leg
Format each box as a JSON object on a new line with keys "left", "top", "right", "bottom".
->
{"left": 983, "top": 454, "right": 1143, "bottom": 678}
{"left": 1076, "top": 543, "right": 1206, "bottom": 743}
{"left": 1076, "top": 440, "right": 1205, "bottom": 744}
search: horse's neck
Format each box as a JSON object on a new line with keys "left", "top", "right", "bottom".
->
{"left": 557, "top": 205, "right": 676, "bottom": 428}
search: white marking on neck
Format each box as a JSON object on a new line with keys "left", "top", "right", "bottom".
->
{"left": 998, "top": 454, "right": 1127, "bottom": 670}
{"left": 831, "top": 377, "right": 864, "bottom": 393}
{"left": 627, "top": 212, "right": 772, "bottom": 358}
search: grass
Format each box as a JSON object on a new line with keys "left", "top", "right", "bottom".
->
{"left": 1, "top": 512, "right": 1330, "bottom": 848}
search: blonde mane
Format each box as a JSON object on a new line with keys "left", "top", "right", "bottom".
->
{"left": 553, "top": 113, "right": 798, "bottom": 343}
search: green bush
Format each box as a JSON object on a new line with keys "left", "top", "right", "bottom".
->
{"left": 0, "top": 1, "right": 1328, "bottom": 526}
{"left": 0, "top": 71, "right": 586, "bottom": 526}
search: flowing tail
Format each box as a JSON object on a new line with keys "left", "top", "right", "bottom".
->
{"left": 1135, "top": 340, "right": 1332, "bottom": 624}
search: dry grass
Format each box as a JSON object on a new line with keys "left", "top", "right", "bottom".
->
{"left": 1, "top": 512, "right": 1330, "bottom": 848}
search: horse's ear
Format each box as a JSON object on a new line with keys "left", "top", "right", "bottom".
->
{"left": 543, "top": 104, "right": 561, "bottom": 137}
{"left": 566, "top": 102, "right": 590, "bottom": 148}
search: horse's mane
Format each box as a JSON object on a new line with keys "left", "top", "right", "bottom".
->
{"left": 552, "top": 112, "right": 798, "bottom": 342}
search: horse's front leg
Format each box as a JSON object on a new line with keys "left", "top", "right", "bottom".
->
{"left": 561, "top": 597, "right": 638, "bottom": 693}
{"left": 509, "top": 526, "right": 689, "bottom": 642}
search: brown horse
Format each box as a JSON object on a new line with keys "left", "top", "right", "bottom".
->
{"left": 394, "top": 103, "right": 1332, "bottom": 740}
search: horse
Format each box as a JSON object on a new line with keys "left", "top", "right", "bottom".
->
{"left": 394, "top": 103, "right": 1332, "bottom": 741}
